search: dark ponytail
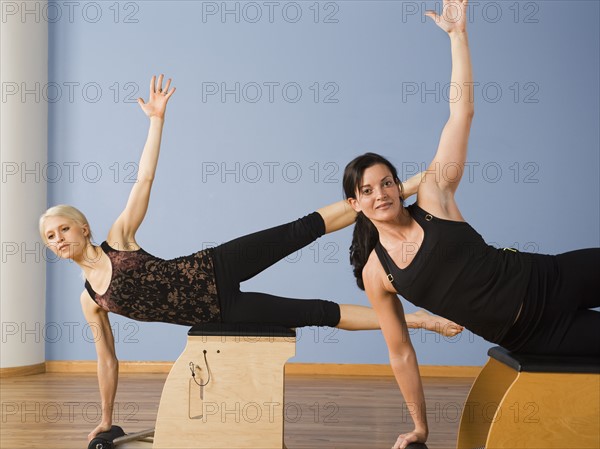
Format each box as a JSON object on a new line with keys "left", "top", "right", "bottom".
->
{"left": 343, "top": 152, "right": 402, "bottom": 290}
{"left": 349, "top": 212, "right": 379, "bottom": 290}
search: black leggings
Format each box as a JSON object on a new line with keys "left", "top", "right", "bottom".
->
{"left": 502, "top": 248, "right": 600, "bottom": 356}
{"left": 211, "top": 212, "right": 341, "bottom": 328}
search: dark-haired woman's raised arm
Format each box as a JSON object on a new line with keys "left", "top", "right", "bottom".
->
{"left": 418, "top": 0, "right": 474, "bottom": 222}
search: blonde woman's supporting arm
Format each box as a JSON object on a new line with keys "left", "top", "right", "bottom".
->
{"left": 81, "top": 291, "right": 119, "bottom": 442}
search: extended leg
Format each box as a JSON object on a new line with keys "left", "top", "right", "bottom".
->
{"left": 338, "top": 305, "right": 463, "bottom": 336}
{"left": 213, "top": 212, "right": 326, "bottom": 285}
{"left": 224, "top": 293, "right": 463, "bottom": 335}
{"left": 222, "top": 291, "right": 341, "bottom": 328}
{"left": 214, "top": 200, "right": 356, "bottom": 285}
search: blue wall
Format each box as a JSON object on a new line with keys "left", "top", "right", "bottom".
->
{"left": 45, "top": 1, "right": 599, "bottom": 366}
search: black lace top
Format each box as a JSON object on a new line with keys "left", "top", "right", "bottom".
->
{"left": 84, "top": 242, "right": 221, "bottom": 325}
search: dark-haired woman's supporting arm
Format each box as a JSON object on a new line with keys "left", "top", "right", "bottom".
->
{"left": 363, "top": 260, "right": 428, "bottom": 448}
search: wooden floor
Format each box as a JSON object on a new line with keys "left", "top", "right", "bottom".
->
{"left": 0, "top": 372, "right": 473, "bottom": 449}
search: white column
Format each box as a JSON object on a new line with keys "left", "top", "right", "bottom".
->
{"left": 0, "top": 1, "right": 48, "bottom": 370}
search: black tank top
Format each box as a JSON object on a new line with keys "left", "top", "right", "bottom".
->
{"left": 374, "top": 203, "right": 539, "bottom": 344}
{"left": 84, "top": 242, "right": 221, "bottom": 326}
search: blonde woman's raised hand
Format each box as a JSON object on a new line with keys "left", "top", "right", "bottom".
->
{"left": 137, "top": 74, "right": 176, "bottom": 119}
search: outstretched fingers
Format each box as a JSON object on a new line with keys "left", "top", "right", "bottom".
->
{"left": 154, "top": 74, "right": 176, "bottom": 98}
{"left": 138, "top": 74, "right": 176, "bottom": 118}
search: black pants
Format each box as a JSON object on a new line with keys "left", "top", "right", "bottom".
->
{"left": 502, "top": 248, "right": 600, "bottom": 356}
{"left": 211, "top": 212, "right": 341, "bottom": 328}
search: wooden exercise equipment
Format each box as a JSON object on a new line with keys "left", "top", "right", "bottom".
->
{"left": 456, "top": 346, "right": 600, "bottom": 449}
{"left": 153, "top": 323, "right": 296, "bottom": 448}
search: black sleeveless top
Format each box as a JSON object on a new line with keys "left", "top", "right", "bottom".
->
{"left": 374, "top": 203, "right": 543, "bottom": 344}
{"left": 84, "top": 242, "right": 221, "bottom": 326}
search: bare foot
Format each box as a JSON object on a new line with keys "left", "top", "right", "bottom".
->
{"left": 413, "top": 309, "right": 464, "bottom": 337}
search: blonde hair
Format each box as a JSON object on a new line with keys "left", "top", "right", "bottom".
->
{"left": 39, "top": 204, "right": 93, "bottom": 243}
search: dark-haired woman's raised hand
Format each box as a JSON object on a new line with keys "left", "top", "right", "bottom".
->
{"left": 425, "top": 0, "right": 468, "bottom": 34}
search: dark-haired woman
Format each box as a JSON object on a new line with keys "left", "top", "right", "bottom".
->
{"left": 342, "top": 1, "right": 599, "bottom": 448}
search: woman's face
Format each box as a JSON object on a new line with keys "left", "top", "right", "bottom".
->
{"left": 43, "top": 216, "right": 89, "bottom": 260}
{"left": 348, "top": 163, "right": 402, "bottom": 222}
